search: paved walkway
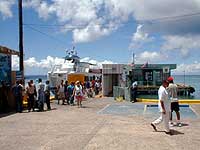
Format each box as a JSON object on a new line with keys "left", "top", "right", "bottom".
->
{"left": 0, "top": 97, "right": 200, "bottom": 150}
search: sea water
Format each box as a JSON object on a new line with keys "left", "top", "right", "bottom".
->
{"left": 25, "top": 75, "right": 47, "bottom": 85}
{"left": 25, "top": 75, "right": 200, "bottom": 99}
{"left": 173, "top": 75, "right": 200, "bottom": 99}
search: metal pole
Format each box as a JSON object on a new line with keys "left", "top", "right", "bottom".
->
{"left": 18, "top": 0, "right": 24, "bottom": 75}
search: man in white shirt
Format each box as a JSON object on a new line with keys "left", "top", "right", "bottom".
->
{"left": 131, "top": 81, "right": 137, "bottom": 103}
{"left": 167, "top": 76, "right": 181, "bottom": 127}
{"left": 151, "top": 80, "right": 172, "bottom": 135}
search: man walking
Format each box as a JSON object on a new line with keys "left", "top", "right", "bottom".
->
{"left": 167, "top": 76, "right": 182, "bottom": 127}
{"left": 151, "top": 80, "right": 171, "bottom": 135}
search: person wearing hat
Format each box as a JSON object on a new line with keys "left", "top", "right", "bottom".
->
{"left": 167, "top": 76, "right": 182, "bottom": 127}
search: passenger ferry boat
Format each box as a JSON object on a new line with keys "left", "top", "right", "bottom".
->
{"left": 47, "top": 47, "right": 102, "bottom": 89}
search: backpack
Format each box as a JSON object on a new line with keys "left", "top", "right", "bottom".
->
{"left": 67, "top": 85, "right": 74, "bottom": 95}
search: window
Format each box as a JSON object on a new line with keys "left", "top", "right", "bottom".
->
{"left": 145, "top": 71, "right": 153, "bottom": 81}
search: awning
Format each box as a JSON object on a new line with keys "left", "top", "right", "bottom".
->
{"left": 0, "top": 46, "right": 20, "bottom": 55}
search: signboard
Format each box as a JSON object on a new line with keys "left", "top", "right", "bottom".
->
{"left": 163, "top": 66, "right": 169, "bottom": 73}
{"left": 0, "top": 53, "right": 11, "bottom": 85}
{"left": 16, "top": 71, "right": 23, "bottom": 81}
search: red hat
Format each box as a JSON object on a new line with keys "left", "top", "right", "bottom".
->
{"left": 167, "top": 76, "right": 174, "bottom": 81}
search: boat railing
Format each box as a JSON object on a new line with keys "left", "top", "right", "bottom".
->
{"left": 51, "top": 64, "right": 62, "bottom": 73}
{"left": 137, "top": 81, "right": 157, "bottom": 86}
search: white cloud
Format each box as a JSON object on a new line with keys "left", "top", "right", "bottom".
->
{"left": 173, "top": 62, "right": 200, "bottom": 75}
{"left": 22, "top": 0, "right": 136, "bottom": 43}
{"left": 23, "top": 0, "right": 54, "bottom": 20}
{"left": 24, "top": 57, "right": 38, "bottom": 67}
{"left": 2, "top": 0, "right": 200, "bottom": 63}
{"left": 37, "top": 1, "right": 54, "bottom": 19}
{"left": 11, "top": 56, "right": 113, "bottom": 75}
{"left": 19, "top": 56, "right": 64, "bottom": 75}
{"left": 104, "top": 0, "right": 135, "bottom": 21}
{"left": 0, "top": 0, "right": 15, "bottom": 19}
{"left": 129, "top": 24, "right": 154, "bottom": 50}
{"left": 161, "top": 35, "right": 200, "bottom": 58}
{"left": 24, "top": 56, "right": 64, "bottom": 69}
{"left": 80, "top": 57, "right": 114, "bottom": 68}
{"left": 5, "top": 0, "right": 200, "bottom": 44}
{"left": 136, "top": 51, "right": 165, "bottom": 64}
{"left": 53, "top": 0, "right": 98, "bottom": 23}
{"left": 23, "top": 0, "right": 41, "bottom": 7}
{"left": 23, "top": 0, "right": 100, "bottom": 24}
{"left": 73, "top": 22, "right": 114, "bottom": 43}
{"left": 132, "top": 25, "right": 149, "bottom": 41}
{"left": 130, "top": 0, "right": 200, "bottom": 21}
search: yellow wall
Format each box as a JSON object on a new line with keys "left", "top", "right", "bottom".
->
{"left": 67, "top": 73, "right": 85, "bottom": 84}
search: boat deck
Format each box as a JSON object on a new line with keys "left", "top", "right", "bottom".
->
{"left": 137, "top": 84, "right": 194, "bottom": 96}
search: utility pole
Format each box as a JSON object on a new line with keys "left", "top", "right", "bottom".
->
{"left": 18, "top": 0, "right": 24, "bottom": 76}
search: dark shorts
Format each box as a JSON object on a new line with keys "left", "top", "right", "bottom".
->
{"left": 171, "top": 102, "right": 180, "bottom": 112}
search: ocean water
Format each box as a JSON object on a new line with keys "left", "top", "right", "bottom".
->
{"left": 25, "top": 75, "right": 47, "bottom": 86}
{"left": 173, "top": 75, "right": 200, "bottom": 99}
{"left": 25, "top": 75, "right": 200, "bottom": 99}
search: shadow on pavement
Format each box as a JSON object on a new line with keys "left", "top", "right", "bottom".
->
{"left": 155, "top": 129, "right": 184, "bottom": 136}
{"left": 0, "top": 112, "right": 16, "bottom": 118}
{"left": 180, "top": 123, "right": 189, "bottom": 127}
{"left": 170, "top": 129, "right": 184, "bottom": 135}
{"left": 80, "top": 106, "right": 91, "bottom": 108}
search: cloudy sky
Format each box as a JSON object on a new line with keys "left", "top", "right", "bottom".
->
{"left": 1, "top": 0, "right": 200, "bottom": 75}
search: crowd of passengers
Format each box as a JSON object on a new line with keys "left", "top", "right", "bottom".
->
{"left": 11, "top": 78, "right": 102, "bottom": 113}
{"left": 55, "top": 79, "right": 102, "bottom": 107}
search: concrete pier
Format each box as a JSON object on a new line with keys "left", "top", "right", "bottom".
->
{"left": 0, "top": 97, "right": 200, "bottom": 150}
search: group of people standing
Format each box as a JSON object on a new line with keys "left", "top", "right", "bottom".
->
{"left": 56, "top": 80, "right": 75, "bottom": 106}
{"left": 151, "top": 76, "right": 181, "bottom": 135}
{"left": 56, "top": 79, "right": 102, "bottom": 108}
{"left": 12, "top": 77, "right": 102, "bottom": 112}
{"left": 12, "top": 78, "right": 51, "bottom": 113}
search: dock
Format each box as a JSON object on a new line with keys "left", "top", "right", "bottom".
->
{"left": 0, "top": 97, "right": 200, "bottom": 150}
{"left": 137, "top": 84, "right": 195, "bottom": 96}
{"left": 137, "top": 98, "right": 200, "bottom": 104}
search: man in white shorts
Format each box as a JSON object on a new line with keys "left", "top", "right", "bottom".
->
{"left": 167, "top": 76, "right": 182, "bottom": 127}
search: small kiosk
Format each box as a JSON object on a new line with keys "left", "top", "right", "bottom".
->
{"left": 102, "top": 63, "right": 177, "bottom": 97}
{"left": 0, "top": 46, "right": 20, "bottom": 112}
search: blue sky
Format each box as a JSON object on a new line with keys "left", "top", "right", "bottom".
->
{"left": 1, "top": 0, "right": 200, "bottom": 75}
